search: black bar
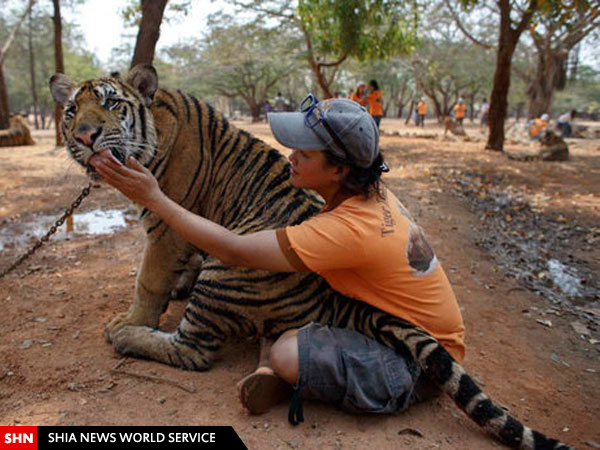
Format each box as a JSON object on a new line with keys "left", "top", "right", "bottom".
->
{"left": 37, "top": 426, "right": 247, "bottom": 450}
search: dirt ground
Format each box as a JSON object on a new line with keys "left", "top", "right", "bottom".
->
{"left": 0, "top": 119, "right": 598, "bottom": 449}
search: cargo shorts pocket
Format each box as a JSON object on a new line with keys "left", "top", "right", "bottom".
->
{"left": 340, "top": 349, "right": 416, "bottom": 414}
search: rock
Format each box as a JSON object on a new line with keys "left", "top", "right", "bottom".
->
{"left": 19, "top": 339, "right": 34, "bottom": 350}
{"left": 570, "top": 321, "right": 590, "bottom": 336}
{"left": 585, "top": 441, "right": 600, "bottom": 449}
{"left": 536, "top": 319, "right": 552, "bottom": 327}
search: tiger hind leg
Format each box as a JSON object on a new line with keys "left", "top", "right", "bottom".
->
{"left": 112, "top": 326, "right": 221, "bottom": 371}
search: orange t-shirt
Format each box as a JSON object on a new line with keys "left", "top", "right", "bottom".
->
{"left": 367, "top": 90, "right": 384, "bottom": 117}
{"left": 281, "top": 189, "right": 466, "bottom": 362}
{"left": 454, "top": 103, "right": 467, "bottom": 119}
{"left": 417, "top": 101, "right": 427, "bottom": 115}
{"left": 350, "top": 92, "right": 367, "bottom": 107}
{"left": 529, "top": 118, "right": 548, "bottom": 138}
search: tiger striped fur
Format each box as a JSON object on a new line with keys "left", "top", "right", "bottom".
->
{"left": 0, "top": 115, "right": 35, "bottom": 147}
{"left": 49, "top": 65, "right": 570, "bottom": 450}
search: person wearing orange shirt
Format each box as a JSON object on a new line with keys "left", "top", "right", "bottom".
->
{"left": 454, "top": 98, "right": 467, "bottom": 125}
{"left": 366, "top": 79, "right": 384, "bottom": 129}
{"left": 417, "top": 97, "right": 427, "bottom": 127}
{"left": 529, "top": 113, "right": 550, "bottom": 139}
{"left": 350, "top": 81, "right": 367, "bottom": 108}
{"left": 90, "top": 94, "right": 465, "bottom": 422}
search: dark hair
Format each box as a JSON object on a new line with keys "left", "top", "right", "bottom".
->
{"left": 369, "top": 79, "right": 379, "bottom": 90}
{"left": 324, "top": 151, "right": 386, "bottom": 200}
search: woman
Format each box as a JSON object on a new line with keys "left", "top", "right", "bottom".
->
{"left": 366, "top": 79, "right": 384, "bottom": 129}
{"left": 90, "top": 95, "right": 464, "bottom": 419}
{"left": 350, "top": 82, "right": 367, "bottom": 107}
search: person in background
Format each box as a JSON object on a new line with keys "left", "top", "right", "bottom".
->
{"left": 350, "top": 82, "right": 367, "bottom": 108}
{"left": 366, "top": 79, "right": 384, "bottom": 130}
{"left": 529, "top": 113, "right": 550, "bottom": 139}
{"left": 264, "top": 101, "right": 272, "bottom": 123}
{"left": 417, "top": 98, "right": 427, "bottom": 128}
{"left": 453, "top": 98, "right": 467, "bottom": 126}
{"left": 557, "top": 110, "right": 576, "bottom": 138}
{"left": 274, "top": 92, "right": 286, "bottom": 112}
{"left": 479, "top": 98, "right": 489, "bottom": 129}
{"left": 333, "top": 91, "right": 342, "bottom": 99}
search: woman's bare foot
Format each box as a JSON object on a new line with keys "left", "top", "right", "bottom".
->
{"left": 237, "top": 367, "right": 292, "bottom": 414}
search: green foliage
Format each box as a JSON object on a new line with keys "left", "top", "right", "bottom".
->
{"left": 554, "top": 66, "right": 600, "bottom": 114}
{"left": 297, "top": 0, "right": 419, "bottom": 61}
{"left": 2, "top": 3, "right": 101, "bottom": 120}
{"left": 122, "top": 0, "right": 192, "bottom": 26}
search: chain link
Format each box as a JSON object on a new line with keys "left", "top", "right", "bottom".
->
{"left": 0, "top": 182, "right": 93, "bottom": 279}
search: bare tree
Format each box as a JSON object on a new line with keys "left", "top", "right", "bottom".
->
{"left": 485, "top": 0, "right": 536, "bottom": 151}
{"left": 525, "top": 9, "right": 600, "bottom": 119}
{"left": 130, "top": 0, "right": 169, "bottom": 68}
{"left": 445, "top": 0, "right": 536, "bottom": 150}
{"left": 0, "top": 0, "right": 36, "bottom": 129}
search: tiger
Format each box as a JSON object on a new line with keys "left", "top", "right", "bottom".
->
{"left": 443, "top": 115, "right": 466, "bottom": 137}
{"left": 0, "top": 114, "right": 35, "bottom": 147}
{"left": 508, "top": 129, "right": 569, "bottom": 162}
{"left": 49, "top": 64, "right": 570, "bottom": 450}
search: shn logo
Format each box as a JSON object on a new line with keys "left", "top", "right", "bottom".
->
{"left": 4, "top": 433, "right": 34, "bottom": 444}
{"left": 0, "top": 427, "right": 37, "bottom": 448}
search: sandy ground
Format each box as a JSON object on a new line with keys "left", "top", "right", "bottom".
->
{"left": 0, "top": 119, "right": 598, "bottom": 449}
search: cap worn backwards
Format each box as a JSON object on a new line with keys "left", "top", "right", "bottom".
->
{"left": 268, "top": 96, "right": 379, "bottom": 169}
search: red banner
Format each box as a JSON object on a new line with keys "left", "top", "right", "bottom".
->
{"left": 0, "top": 427, "right": 37, "bottom": 450}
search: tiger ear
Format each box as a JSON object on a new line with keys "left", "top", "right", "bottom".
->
{"left": 49, "top": 73, "right": 74, "bottom": 105}
{"left": 126, "top": 64, "right": 158, "bottom": 106}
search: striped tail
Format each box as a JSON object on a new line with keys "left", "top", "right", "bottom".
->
{"left": 380, "top": 321, "right": 572, "bottom": 450}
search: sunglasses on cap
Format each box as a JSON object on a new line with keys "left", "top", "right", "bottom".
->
{"left": 299, "top": 94, "right": 389, "bottom": 173}
{"left": 300, "top": 94, "right": 351, "bottom": 159}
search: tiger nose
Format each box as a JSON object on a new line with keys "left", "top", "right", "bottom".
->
{"left": 74, "top": 124, "right": 102, "bottom": 147}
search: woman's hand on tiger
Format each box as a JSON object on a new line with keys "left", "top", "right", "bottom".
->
{"left": 90, "top": 151, "right": 164, "bottom": 208}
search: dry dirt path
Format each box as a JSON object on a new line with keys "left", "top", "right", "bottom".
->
{"left": 0, "top": 121, "right": 598, "bottom": 449}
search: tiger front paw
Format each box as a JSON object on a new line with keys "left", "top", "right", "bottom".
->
{"left": 112, "top": 325, "right": 160, "bottom": 357}
{"left": 105, "top": 308, "right": 159, "bottom": 343}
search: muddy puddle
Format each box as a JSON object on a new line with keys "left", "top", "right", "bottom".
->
{"left": 0, "top": 208, "right": 138, "bottom": 251}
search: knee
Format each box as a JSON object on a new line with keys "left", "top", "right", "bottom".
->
{"left": 270, "top": 329, "right": 299, "bottom": 385}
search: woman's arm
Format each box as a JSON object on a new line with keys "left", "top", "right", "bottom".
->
{"left": 90, "top": 152, "right": 297, "bottom": 273}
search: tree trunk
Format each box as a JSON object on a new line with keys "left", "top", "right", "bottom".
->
{"left": 468, "top": 92, "right": 476, "bottom": 122}
{"left": 52, "top": 0, "right": 64, "bottom": 145}
{"left": 0, "top": 66, "right": 10, "bottom": 129}
{"left": 515, "top": 102, "right": 525, "bottom": 122}
{"left": 568, "top": 44, "right": 580, "bottom": 82}
{"left": 526, "top": 47, "right": 568, "bottom": 119}
{"left": 486, "top": 0, "right": 536, "bottom": 151}
{"left": 130, "top": 0, "right": 169, "bottom": 68}
{"left": 28, "top": 10, "right": 39, "bottom": 129}
{"left": 307, "top": 57, "right": 334, "bottom": 99}
{"left": 248, "top": 99, "right": 262, "bottom": 123}
{"left": 396, "top": 102, "right": 404, "bottom": 119}
{"left": 486, "top": 44, "right": 513, "bottom": 151}
{"left": 405, "top": 100, "right": 414, "bottom": 124}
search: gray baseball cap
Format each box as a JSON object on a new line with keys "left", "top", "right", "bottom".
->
{"left": 268, "top": 96, "right": 379, "bottom": 168}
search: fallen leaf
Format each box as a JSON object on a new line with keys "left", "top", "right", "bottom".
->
{"left": 398, "top": 428, "right": 423, "bottom": 438}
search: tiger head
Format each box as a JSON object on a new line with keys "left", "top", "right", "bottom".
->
{"left": 49, "top": 64, "right": 158, "bottom": 178}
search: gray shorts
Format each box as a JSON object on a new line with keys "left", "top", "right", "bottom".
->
{"left": 297, "top": 322, "right": 435, "bottom": 414}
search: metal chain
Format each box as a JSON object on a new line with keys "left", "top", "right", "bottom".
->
{"left": 0, "top": 182, "right": 93, "bottom": 279}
